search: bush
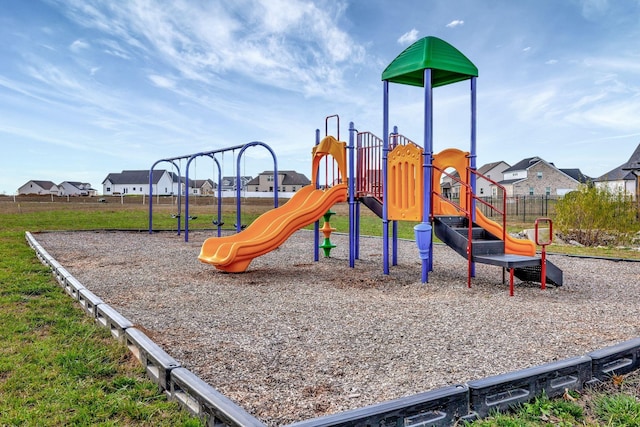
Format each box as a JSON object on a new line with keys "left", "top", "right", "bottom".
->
{"left": 555, "top": 185, "right": 639, "bottom": 247}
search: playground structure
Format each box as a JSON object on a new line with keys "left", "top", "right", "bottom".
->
{"left": 159, "top": 36, "right": 563, "bottom": 293}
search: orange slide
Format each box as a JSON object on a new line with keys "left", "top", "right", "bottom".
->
{"left": 474, "top": 209, "right": 535, "bottom": 256}
{"left": 198, "top": 183, "right": 348, "bottom": 273}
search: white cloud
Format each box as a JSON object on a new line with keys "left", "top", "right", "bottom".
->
{"left": 99, "top": 39, "right": 132, "bottom": 60}
{"left": 24, "top": 62, "right": 83, "bottom": 91}
{"left": 397, "top": 29, "right": 419, "bottom": 45}
{"left": 148, "top": 74, "right": 176, "bottom": 89}
{"left": 522, "top": 46, "right": 531, "bottom": 52}
{"left": 446, "top": 20, "right": 464, "bottom": 28}
{"left": 546, "top": 59, "right": 559, "bottom": 65}
{"left": 69, "top": 39, "right": 89, "bottom": 52}
{"left": 53, "top": 0, "right": 366, "bottom": 98}
{"left": 566, "top": 101, "right": 640, "bottom": 132}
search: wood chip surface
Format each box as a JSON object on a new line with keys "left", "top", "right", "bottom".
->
{"left": 34, "top": 230, "right": 640, "bottom": 426}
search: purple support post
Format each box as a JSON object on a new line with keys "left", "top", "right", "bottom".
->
{"left": 470, "top": 77, "right": 477, "bottom": 277}
{"left": 211, "top": 155, "right": 222, "bottom": 237}
{"left": 417, "top": 68, "right": 434, "bottom": 283}
{"left": 185, "top": 155, "right": 195, "bottom": 242}
{"left": 355, "top": 132, "right": 361, "bottom": 261}
{"left": 314, "top": 129, "right": 320, "bottom": 262}
{"left": 148, "top": 167, "right": 154, "bottom": 233}
{"left": 175, "top": 162, "right": 182, "bottom": 236}
{"left": 348, "top": 122, "right": 356, "bottom": 268}
{"left": 382, "top": 80, "right": 390, "bottom": 275}
{"left": 391, "top": 125, "right": 399, "bottom": 266}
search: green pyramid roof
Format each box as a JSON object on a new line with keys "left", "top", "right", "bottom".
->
{"left": 382, "top": 36, "right": 478, "bottom": 87}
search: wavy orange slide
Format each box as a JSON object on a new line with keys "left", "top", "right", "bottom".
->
{"left": 474, "top": 208, "right": 536, "bottom": 256}
{"left": 198, "top": 183, "right": 348, "bottom": 272}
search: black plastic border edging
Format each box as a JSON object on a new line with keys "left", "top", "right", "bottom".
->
{"left": 25, "top": 231, "right": 640, "bottom": 427}
{"left": 25, "top": 231, "right": 267, "bottom": 427}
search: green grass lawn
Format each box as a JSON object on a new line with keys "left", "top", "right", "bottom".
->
{"left": 1, "top": 200, "right": 638, "bottom": 426}
{"left": 0, "top": 204, "right": 203, "bottom": 427}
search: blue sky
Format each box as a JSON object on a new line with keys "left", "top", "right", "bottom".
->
{"left": 2, "top": 0, "right": 640, "bottom": 194}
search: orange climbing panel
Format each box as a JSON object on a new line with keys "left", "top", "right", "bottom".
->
{"left": 387, "top": 143, "right": 423, "bottom": 221}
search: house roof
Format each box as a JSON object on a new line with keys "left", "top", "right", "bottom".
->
{"left": 30, "top": 180, "right": 57, "bottom": 190}
{"left": 61, "top": 181, "right": 94, "bottom": 190}
{"left": 595, "top": 142, "right": 640, "bottom": 182}
{"left": 103, "top": 170, "right": 168, "bottom": 185}
{"left": 502, "top": 157, "right": 541, "bottom": 173}
{"left": 498, "top": 178, "right": 524, "bottom": 185}
{"left": 559, "top": 168, "right": 591, "bottom": 184}
{"left": 477, "top": 161, "right": 509, "bottom": 175}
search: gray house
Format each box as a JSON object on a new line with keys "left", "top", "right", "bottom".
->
{"left": 498, "top": 157, "right": 589, "bottom": 197}
{"left": 247, "top": 170, "right": 310, "bottom": 192}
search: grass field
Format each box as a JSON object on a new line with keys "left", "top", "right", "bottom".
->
{"left": 1, "top": 197, "right": 639, "bottom": 426}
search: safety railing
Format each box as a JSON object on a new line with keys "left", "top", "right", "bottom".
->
{"left": 356, "top": 131, "right": 383, "bottom": 199}
{"left": 356, "top": 132, "right": 419, "bottom": 200}
{"left": 468, "top": 168, "right": 507, "bottom": 242}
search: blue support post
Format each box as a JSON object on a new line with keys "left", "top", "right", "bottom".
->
{"left": 382, "top": 80, "right": 390, "bottom": 274}
{"left": 419, "top": 68, "right": 434, "bottom": 283}
{"left": 470, "top": 76, "right": 477, "bottom": 277}
{"left": 348, "top": 122, "right": 356, "bottom": 268}
{"left": 148, "top": 167, "right": 154, "bottom": 233}
{"left": 391, "top": 125, "right": 399, "bottom": 266}
{"left": 314, "top": 128, "right": 320, "bottom": 262}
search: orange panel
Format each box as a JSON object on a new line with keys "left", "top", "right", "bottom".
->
{"left": 312, "top": 136, "right": 347, "bottom": 186}
{"left": 432, "top": 148, "right": 470, "bottom": 216}
{"left": 387, "top": 144, "right": 423, "bottom": 221}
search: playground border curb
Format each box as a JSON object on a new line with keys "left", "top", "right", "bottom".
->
{"left": 26, "top": 231, "right": 640, "bottom": 427}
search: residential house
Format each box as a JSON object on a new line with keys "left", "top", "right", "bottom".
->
{"left": 102, "top": 170, "right": 178, "bottom": 196}
{"left": 440, "top": 169, "right": 460, "bottom": 199}
{"left": 498, "top": 157, "right": 588, "bottom": 197}
{"left": 476, "top": 161, "right": 510, "bottom": 198}
{"left": 188, "top": 179, "right": 215, "bottom": 195}
{"left": 58, "top": 181, "right": 96, "bottom": 196}
{"left": 17, "top": 180, "right": 59, "bottom": 195}
{"left": 247, "top": 170, "right": 310, "bottom": 192}
{"left": 220, "top": 176, "right": 253, "bottom": 192}
{"left": 437, "top": 161, "right": 510, "bottom": 200}
{"left": 594, "top": 143, "right": 640, "bottom": 199}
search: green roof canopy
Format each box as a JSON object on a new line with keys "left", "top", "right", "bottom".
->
{"left": 382, "top": 36, "right": 478, "bottom": 88}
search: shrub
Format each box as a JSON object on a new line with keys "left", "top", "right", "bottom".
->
{"left": 554, "top": 185, "right": 639, "bottom": 246}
